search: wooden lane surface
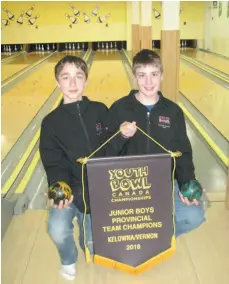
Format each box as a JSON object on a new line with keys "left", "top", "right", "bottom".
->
{"left": 84, "top": 50, "right": 130, "bottom": 107}
{"left": 180, "top": 61, "right": 229, "bottom": 141}
{"left": 1, "top": 52, "right": 71, "bottom": 161}
{"left": 1, "top": 52, "right": 50, "bottom": 82}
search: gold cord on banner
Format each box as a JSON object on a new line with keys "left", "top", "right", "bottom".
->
{"left": 76, "top": 125, "right": 182, "bottom": 265}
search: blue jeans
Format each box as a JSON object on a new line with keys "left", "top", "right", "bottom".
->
{"left": 174, "top": 180, "right": 205, "bottom": 237}
{"left": 48, "top": 203, "right": 93, "bottom": 265}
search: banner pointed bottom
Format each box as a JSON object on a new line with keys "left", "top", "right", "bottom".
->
{"left": 93, "top": 237, "right": 176, "bottom": 275}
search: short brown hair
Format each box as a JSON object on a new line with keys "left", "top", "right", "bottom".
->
{"left": 132, "top": 49, "right": 163, "bottom": 74}
{"left": 55, "top": 55, "right": 88, "bottom": 80}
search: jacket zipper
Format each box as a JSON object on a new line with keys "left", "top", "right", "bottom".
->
{"left": 77, "top": 103, "right": 92, "bottom": 153}
{"left": 146, "top": 112, "right": 151, "bottom": 153}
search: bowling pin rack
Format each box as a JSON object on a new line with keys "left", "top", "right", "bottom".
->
{"left": 1, "top": 44, "right": 24, "bottom": 53}
{"left": 92, "top": 41, "right": 126, "bottom": 51}
{"left": 152, "top": 39, "right": 197, "bottom": 49}
{"left": 59, "top": 42, "right": 88, "bottom": 52}
{"left": 2, "top": 39, "right": 197, "bottom": 54}
{"left": 1, "top": 40, "right": 127, "bottom": 54}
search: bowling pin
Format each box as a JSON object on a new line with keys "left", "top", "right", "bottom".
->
{"left": 53, "top": 43, "right": 55, "bottom": 50}
{"left": 82, "top": 11, "right": 90, "bottom": 24}
{"left": 153, "top": 8, "right": 161, "bottom": 19}
{"left": 3, "top": 8, "right": 15, "bottom": 21}
{"left": 17, "top": 12, "right": 24, "bottom": 25}
{"left": 70, "top": 5, "right": 80, "bottom": 17}
{"left": 77, "top": 43, "right": 80, "bottom": 50}
{"left": 65, "top": 13, "right": 77, "bottom": 24}
{"left": 26, "top": 5, "right": 35, "bottom": 17}
{"left": 1, "top": 19, "right": 10, "bottom": 26}
{"left": 47, "top": 44, "right": 50, "bottom": 51}
{"left": 91, "top": 5, "right": 99, "bottom": 17}
{"left": 97, "top": 13, "right": 111, "bottom": 23}
{"left": 28, "top": 14, "right": 40, "bottom": 25}
{"left": 82, "top": 43, "right": 84, "bottom": 50}
{"left": 14, "top": 45, "right": 17, "bottom": 52}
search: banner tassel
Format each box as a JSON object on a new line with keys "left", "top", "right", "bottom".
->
{"left": 85, "top": 247, "right": 91, "bottom": 263}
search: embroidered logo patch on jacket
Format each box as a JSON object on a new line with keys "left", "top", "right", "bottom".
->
{"left": 158, "top": 116, "right": 171, "bottom": 128}
{"left": 96, "top": 122, "right": 103, "bottom": 135}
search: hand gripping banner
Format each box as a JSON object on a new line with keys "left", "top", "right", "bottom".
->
{"left": 77, "top": 126, "right": 181, "bottom": 275}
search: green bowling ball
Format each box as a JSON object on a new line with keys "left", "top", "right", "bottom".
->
{"left": 180, "top": 180, "right": 203, "bottom": 202}
{"left": 48, "top": 181, "right": 72, "bottom": 205}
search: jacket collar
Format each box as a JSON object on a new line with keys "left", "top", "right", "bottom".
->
{"left": 127, "top": 90, "right": 169, "bottom": 109}
{"left": 60, "top": 96, "right": 91, "bottom": 115}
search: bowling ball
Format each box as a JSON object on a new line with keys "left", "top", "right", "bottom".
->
{"left": 48, "top": 181, "right": 72, "bottom": 205}
{"left": 180, "top": 179, "right": 203, "bottom": 202}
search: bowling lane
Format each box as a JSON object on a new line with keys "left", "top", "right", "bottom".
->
{"left": 1, "top": 51, "right": 82, "bottom": 161}
{"left": 1, "top": 52, "right": 51, "bottom": 82}
{"left": 84, "top": 50, "right": 130, "bottom": 107}
{"left": 182, "top": 49, "right": 229, "bottom": 75}
{"left": 180, "top": 61, "right": 229, "bottom": 141}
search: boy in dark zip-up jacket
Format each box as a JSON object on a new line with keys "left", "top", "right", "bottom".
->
{"left": 108, "top": 49, "right": 205, "bottom": 238}
{"left": 39, "top": 55, "right": 108, "bottom": 281}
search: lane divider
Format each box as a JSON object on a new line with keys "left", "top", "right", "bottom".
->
{"left": 12, "top": 49, "right": 91, "bottom": 195}
{"left": 180, "top": 54, "right": 229, "bottom": 84}
{"left": 2, "top": 49, "right": 90, "bottom": 195}
{"left": 123, "top": 49, "right": 228, "bottom": 168}
{"left": 2, "top": 52, "right": 57, "bottom": 89}
{"left": 186, "top": 55, "right": 229, "bottom": 78}
{"left": 179, "top": 103, "right": 228, "bottom": 167}
{"left": 1, "top": 51, "right": 26, "bottom": 63}
{"left": 181, "top": 54, "right": 229, "bottom": 79}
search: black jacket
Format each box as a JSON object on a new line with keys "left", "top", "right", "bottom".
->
{"left": 39, "top": 97, "right": 108, "bottom": 213}
{"left": 107, "top": 90, "right": 195, "bottom": 185}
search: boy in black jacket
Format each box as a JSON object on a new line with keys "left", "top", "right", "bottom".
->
{"left": 39, "top": 56, "right": 108, "bottom": 280}
{"left": 108, "top": 49, "right": 205, "bottom": 237}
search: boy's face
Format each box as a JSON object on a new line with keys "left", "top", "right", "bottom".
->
{"left": 135, "top": 64, "right": 163, "bottom": 98}
{"left": 56, "top": 63, "right": 87, "bottom": 103}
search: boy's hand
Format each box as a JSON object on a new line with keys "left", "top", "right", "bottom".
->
{"left": 45, "top": 193, "right": 74, "bottom": 209}
{"left": 120, "top": 121, "right": 137, "bottom": 138}
{"left": 178, "top": 188, "right": 206, "bottom": 206}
